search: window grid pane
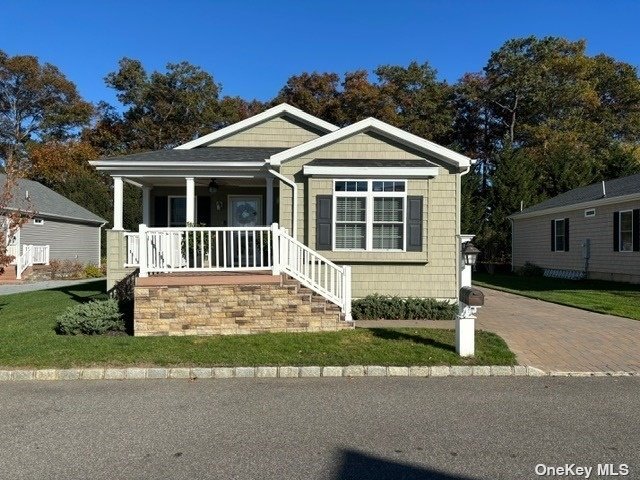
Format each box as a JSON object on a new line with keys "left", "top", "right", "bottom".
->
{"left": 336, "top": 197, "right": 366, "bottom": 222}
{"left": 373, "top": 224, "right": 403, "bottom": 249}
{"left": 335, "top": 224, "right": 366, "bottom": 249}
{"left": 374, "top": 198, "right": 403, "bottom": 222}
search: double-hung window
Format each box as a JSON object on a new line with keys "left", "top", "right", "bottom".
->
{"left": 619, "top": 210, "right": 633, "bottom": 252}
{"left": 554, "top": 218, "right": 566, "bottom": 252}
{"left": 333, "top": 180, "right": 406, "bottom": 251}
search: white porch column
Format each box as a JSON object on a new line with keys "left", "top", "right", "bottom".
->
{"left": 113, "top": 176, "right": 124, "bottom": 230}
{"left": 265, "top": 176, "right": 274, "bottom": 225}
{"left": 185, "top": 177, "right": 195, "bottom": 225}
{"left": 142, "top": 186, "right": 151, "bottom": 226}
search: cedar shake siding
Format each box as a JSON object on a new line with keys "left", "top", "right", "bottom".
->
{"left": 209, "top": 116, "right": 325, "bottom": 148}
{"left": 278, "top": 131, "right": 459, "bottom": 300}
{"left": 512, "top": 199, "right": 640, "bottom": 283}
{"left": 20, "top": 217, "right": 101, "bottom": 265}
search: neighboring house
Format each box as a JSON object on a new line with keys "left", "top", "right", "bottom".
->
{"left": 509, "top": 173, "right": 640, "bottom": 283}
{"left": 0, "top": 174, "right": 106, "bottom": 280}
{"left": 91, "top": 103, "right": 474, "bottom": 336}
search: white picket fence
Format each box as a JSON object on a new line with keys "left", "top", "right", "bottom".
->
{"left": 129, "top": 224, "right": 352, "bottom": 320}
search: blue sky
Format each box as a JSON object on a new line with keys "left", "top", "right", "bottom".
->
{"left": 2, "top": 1, "right": 639, "bottom": 107}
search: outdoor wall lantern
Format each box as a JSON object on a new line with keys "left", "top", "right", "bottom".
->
{"left": 462, "top": 242, "right": 480, "bottom": 266}
{"left": 208, "top": 179, "right": 219, "bottom": 194}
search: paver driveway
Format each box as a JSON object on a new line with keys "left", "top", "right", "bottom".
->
{"left": 476, "top": 287, "right": 640, "bottom": 372}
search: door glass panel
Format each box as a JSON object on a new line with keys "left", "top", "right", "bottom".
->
{"left": 169, "top": 197, "right": 186, "bottom": 227}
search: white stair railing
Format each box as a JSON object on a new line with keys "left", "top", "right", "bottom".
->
{"left": 277, "top": 227, "right": 352, "bottom": 321}
{"left": 26, "top": 245, "right": 49, "bottom": 265}
{"left": 17, "top": 244, "right": 33, "bottom": 279}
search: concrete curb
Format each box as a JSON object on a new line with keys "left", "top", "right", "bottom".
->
{"left": 0, "top": 365, "right": 637, "bottom": 381}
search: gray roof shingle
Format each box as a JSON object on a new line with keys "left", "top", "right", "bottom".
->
{"left": 100, "top": 146, "right": 285, "bottom": 163}
{"left": 512, "top": 172, "right": 640, "bottom": 217}
{"left": 0, "top": 174, "right": 106, "bottom": 224}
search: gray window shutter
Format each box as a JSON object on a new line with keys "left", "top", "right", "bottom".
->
{"left": 633, "top": 209, "right": 640, "bottom": 252}
{"left": 613, "top": 211, "right": 620, "bottom": 252}
{"left": 316, "top": 195, "right": 332, "bottom": 250}
{"left": 564, "top": 218, "right": 570, "bottom": 252}
{"left": 406, "top": 196, "right": 423, "bottom": 252}
{"left": 153, "top": 196, "right": 168, "bottom": 227}
{"left": 550, "top": 220, "right": 556, "bottom": 252}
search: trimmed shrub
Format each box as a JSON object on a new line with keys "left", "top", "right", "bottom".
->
{"left": 49, "top": 259, "right": 85, "bottom": 279}
{"left": 55, "top": 299, "right": 124, "bottom": 335}
{"left": 84, "top": 264, "right": 104, "bottom": 278}
{"left": 351, "top": 294, "right": 458, "bottom": 320}
{"left": 518, "top": 262, "right": 544, "bottom": 277}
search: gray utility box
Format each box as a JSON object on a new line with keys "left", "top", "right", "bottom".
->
{"left": 460, "top": 287, "right": 484, "bottom": 306}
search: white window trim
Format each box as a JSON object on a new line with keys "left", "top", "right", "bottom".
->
{"left": 584, "top": 208, "right": 596, "bottom": 218}
{"left": 33, "top": 218, "right": 45, "bottom": 225}
{"left": 554, "top": 218, "right": 566, "bottom": 252}
{"left": 619, "top": 209, "right": 634, "bottom": 252}
{"left": 332, "top": 179, "right": 407, "bottom": 252}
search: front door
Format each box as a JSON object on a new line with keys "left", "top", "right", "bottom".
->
{"left": 228, "top": 196, "right": 263, "bottom": 227}
{"left": 227, "top": 196, "right": 263, "bottom": 267}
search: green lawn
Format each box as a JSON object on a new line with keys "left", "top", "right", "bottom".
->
{"left": 474, "top": 273, "right": 640, "bottom": 320}
{"left": 0, "top": 280, "right": 515, "bottom": 368}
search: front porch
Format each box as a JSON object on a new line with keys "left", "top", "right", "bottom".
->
{"left": 108, "top": 221, "right": 353, "bottom": 335}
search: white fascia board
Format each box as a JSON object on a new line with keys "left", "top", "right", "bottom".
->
{"left": 91, "top": 161, "right": 265, "bottom": 170}
{"left": 269, "top": 117, "right": 472, "bottom": 168}
{"left": 173, "top": 103, "right": 339, "bottom": 150}
{"left": 303, "top": 165, "right": 439, "bottom": 177}
{"left": 508, "top": 192, "right": 640, "bottom": 220}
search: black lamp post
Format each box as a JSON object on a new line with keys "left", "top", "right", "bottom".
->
{"left": 208, "top": 179, "right": 219, "bottom": 194}
{"left": 462, "top": 242, "right": 480, "bottom": 266}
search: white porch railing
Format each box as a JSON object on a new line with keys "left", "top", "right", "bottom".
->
{"left": 27, "top": 245, "right": 50, "bottom": 265}
{"left": 133, "top": 224, "right": 352, "bottom": 320}
{"left": 124, "top": 232, "right": 140, "bottom": 267}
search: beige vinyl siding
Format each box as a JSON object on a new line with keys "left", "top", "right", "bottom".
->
{"left": 512, "top": 199, "right": 640, "bottom": 283}
{"left": 278, "top": 131, "right": 459, "bottom": 299}
{"left": 20, "top": 217, "right": 101, "bottom": 264}
{"left": 209, "top": 116, "right": 323, "bottom": 148}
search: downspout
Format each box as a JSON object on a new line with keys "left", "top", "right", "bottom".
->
{"left": 457, "top": 161, "right": 474, "bottom": 299}
{"left": 268, "top": 169, "right": 297, "bottom": 239}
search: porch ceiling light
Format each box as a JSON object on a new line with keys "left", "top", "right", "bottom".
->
{"left": 462, "top": 241, "right": 480, "bottom": 266}
{"left": 208, "top": 179, "right": 219, "bottom": 194}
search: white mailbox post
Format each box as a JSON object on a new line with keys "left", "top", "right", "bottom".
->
{"left": 457, "top": 235, "right": 482, "bottom": 357}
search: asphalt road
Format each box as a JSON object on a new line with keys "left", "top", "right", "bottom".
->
{"left": 1, "top": 378, "right": 638, "bottom": 480}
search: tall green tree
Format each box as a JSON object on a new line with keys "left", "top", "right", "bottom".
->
{"left": 0, "top": 50, "right": 92, "bottom": 171}
{"left": 274, "top": 72, "right": 342, "bottom": 124}
{"left": 105, "top": 58, "right": 221, "bottom": 150}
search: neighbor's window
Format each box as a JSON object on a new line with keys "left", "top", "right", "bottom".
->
{"left": 619, "top": 210, "right": 633, "bottom": 252}
{"left": 33, "top": 218, "right": 44, "bottom": 225}
{"left": 584, "top": 208, "right": 595, "bottom": 218}
{"left": 334, "top": 180, "right": 406, "bottom": 251}
{"left": 554, "top": 219, "right": 566, "bottom": 252}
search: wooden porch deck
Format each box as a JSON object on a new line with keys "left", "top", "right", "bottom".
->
{"left": 136, "top": 271, "right": 282, "bottom": 287}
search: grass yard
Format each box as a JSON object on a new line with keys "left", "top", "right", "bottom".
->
{"left": 0, "top": 280, "right": 515, "bottom": 368}
{"left": 474, "top": 273, "right": 640, "bottom": 320}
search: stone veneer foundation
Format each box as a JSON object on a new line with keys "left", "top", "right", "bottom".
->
{"left": 134, "top": 274, "right": 352, "bottom": 336}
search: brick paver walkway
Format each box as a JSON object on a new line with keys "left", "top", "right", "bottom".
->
{"left": 476, "top": 288, "right": 640, "bottom": 372}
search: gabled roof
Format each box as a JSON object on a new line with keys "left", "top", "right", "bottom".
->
{"left": 268, "top": 117, "right": 472, "bottom": 168}
{"left": 0, "top": 174, "right": 107, "bottom": 225}
{"left": 174, "top": 103, "right": 339, "bottom": 150}
{"left": 510, "top": 172, "right": 640, "bottom": 219}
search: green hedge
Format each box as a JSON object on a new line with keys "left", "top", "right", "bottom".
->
{"left": 352, "top": 294, "right": 458, "bottom": 320}
{"left": 55, "top": 299, "right": 124, "bottom": 335}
